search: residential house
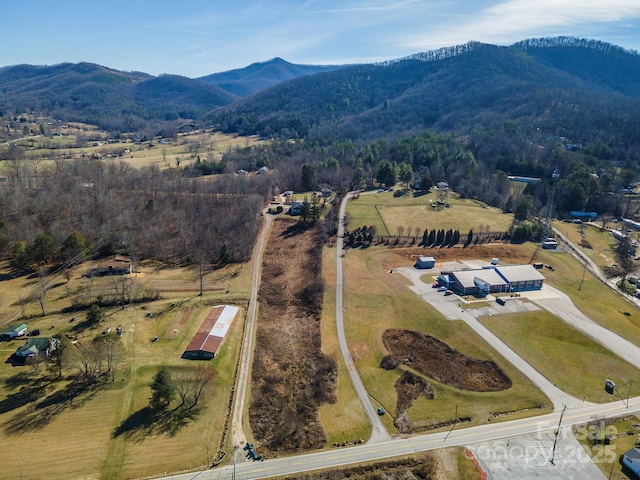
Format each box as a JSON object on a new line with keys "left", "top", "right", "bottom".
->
{"left": 15, "top": 337, "right": 59, "bottom": 358}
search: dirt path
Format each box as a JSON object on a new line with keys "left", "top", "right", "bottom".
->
{"left": 230, "top": 210, "right": 274, "bottom": 458}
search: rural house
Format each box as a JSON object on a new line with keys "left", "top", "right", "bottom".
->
{"left": 15, "top": 337, "right": 59, "bottom": 359}
{"left": 88, "top": 255, "right": 132, "bottom": 276}
{"left": 1, "top": 323, "right": 28, "bottom": 340}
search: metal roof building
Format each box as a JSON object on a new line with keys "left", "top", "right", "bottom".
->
{"left": 182, "top": 305, "right": 239, "bottom": 360}
{"left": 439, "top": 264, "right": 544, "bottom": 296}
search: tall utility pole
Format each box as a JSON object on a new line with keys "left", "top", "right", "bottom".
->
{"left": 540, "top": 168, "right": 560, "bottom": 243}
{"left": 549, "top": 404, "right": 567, "bottom": 465}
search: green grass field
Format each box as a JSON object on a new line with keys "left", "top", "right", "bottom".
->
{"left": 480, "top": 310, "right": 640, "bottom": 402}
{"left": 575, "top": 415, "right": 640, "bottom": 480}
{"left": 346, "top": 190, "right": 513, "bottom": 237}
{"left": 528, "top": 246, "right": 640, "bottom": 349}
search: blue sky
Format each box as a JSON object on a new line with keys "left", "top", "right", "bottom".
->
{"left": 3, "top": 0, "right": 640, "bottom": 78}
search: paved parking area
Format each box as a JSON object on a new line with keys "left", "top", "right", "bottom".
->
{"left": 468, "top": 428, "right": 606, "bottom": 479}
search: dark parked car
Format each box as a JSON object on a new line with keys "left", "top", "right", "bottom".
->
{"left": 28, "top": 329, "right": 41, "bottom": 336}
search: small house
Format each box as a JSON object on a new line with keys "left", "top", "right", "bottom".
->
{"left": 89, "top": 255, "right": 132, "bottom": 276}
{"left": 415, "top": 256, "right": 436, "bottom": 269}
{"left": 1, "top": 323, "right": 27, "bottom": 340}
{"left": 257, "top": 166, "right": 269, "bottom": 175}
{"left": 289, "top": 201, "right": 304, "bottom": 215}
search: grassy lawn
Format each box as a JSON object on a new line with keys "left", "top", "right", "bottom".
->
{"left": 346, "top": 190, "right": 513, "bottom": 237}
{"left": 0, "top": 259, "right": 249, "bottom": 479}
{"left": 318, "top": 245, "right": 370, "bottom": 444}
{"left": 575, "top": 415, "right": 640, "bottom": 480}
{"left": 342, "top": 247, "right": 551, "bottom": 434}
{"left": 553, "top": 221, "right": 618, "bottom": 269}
{"left": 480, "top": 309, "right": 640, "bottom": 402}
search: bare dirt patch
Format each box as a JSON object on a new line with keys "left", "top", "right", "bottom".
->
{"left": 250, "top": 221, "right": 337, "bottom": 452}
{"left": 378, "top": 244, "right": 533, "bottom": 271}
{"left": 393, "top": 371, "right": 435, "bottom": 434}
{"left": 381, "top": 329, "right": 512, "bottom": 392}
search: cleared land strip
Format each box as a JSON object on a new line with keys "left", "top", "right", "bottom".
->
{"left": 337, "top": 192, "right": 391, "bottom": 443}
{"left": 396, "top": 267, "right": 587, "bottom": 410}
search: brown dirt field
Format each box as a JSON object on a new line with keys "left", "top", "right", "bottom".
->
{"left": 249, "top": 220, "right": 337, "bottom": 452}
{"left": 378, "top": 244, "right": 533, "bottom": 271}
{"left": 381, "top": 329, "right": 512, "bottom": 392}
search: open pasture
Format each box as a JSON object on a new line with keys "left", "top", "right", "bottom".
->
{"left": 346, "top": 190, "right": 513, "bottom": 237}
{"left": 0, "top": 259, "right": 250, "bottom": 479}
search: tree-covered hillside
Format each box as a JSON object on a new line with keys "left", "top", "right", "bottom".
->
{"left": 0, "top": 63, "right": 236, "bottom": 132}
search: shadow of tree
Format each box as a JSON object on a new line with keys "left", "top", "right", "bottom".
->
{"left": 0, "top": 372, "right": 58, "bottom": 415}
{"left": 112, "top": 404, "right": 203, "bottom": 442}
{"left": 3, "top": 378, "right": 104, "bottom": 435}
{"left": 280, "top": 223, "right": 312, "bottom": 239}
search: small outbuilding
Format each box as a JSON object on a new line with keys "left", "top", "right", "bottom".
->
{"left": 1, "top": 323, "right": 28, "bottom": 340}
{"left": 415, "top": 256, "right": 436, "bottom": 269}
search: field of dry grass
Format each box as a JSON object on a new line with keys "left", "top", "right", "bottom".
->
{"left": 250, "top": 219, "right": 337, "bottom": 453}
{"left": 346, "top": 190, "right": 513, "bottom": 237}
{"left": 0, "top": 258, "right": 251, "bottom": 479}
{"left": 318, "top": 245, "right": 370, "bottom": 444}
{"left": 11, "top": 128, "right": 265, "bottom": 172}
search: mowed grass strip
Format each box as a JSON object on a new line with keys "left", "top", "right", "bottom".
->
{"left": 342, "top": 247, "right": 550, "bottom": 433}
{"left": 318, "top": 246, "right": 370, "bottom": 444}
{"left": 479, "top": 310, "right": 640, "bottom": 403}
{"left": 346, "top": 190, "right": 513, "bottom": 238}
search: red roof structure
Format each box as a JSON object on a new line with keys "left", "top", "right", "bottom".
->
{"left": 183, "top": 305, "right": 239, "bottom": 359}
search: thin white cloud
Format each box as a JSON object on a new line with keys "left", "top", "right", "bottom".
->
{"left": 403, "top": 0, "right": 640, "bottom": 50}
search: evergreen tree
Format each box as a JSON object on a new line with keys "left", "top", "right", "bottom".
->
{"left": 150, "top": 366, "right": 175, "bottom": 410}
{"left": 86, "top": 304, "right": 105, "bottom": 327}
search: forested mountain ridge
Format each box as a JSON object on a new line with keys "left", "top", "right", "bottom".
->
{"left": 197, "top": 57, "right": 344, "bottom": 97}
{"left": 0, "top": 62, "right": 237, "bottom": 131}
{"left": 209, "top": 38, "right": 640, "bottom": 146}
